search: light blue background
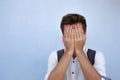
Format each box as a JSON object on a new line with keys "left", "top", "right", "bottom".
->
{"left": 0, "top": 0, "right": 120, "bottom": 80}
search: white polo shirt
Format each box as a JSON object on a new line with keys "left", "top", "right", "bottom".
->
{"left": 44, "top": 48, "right": 106, "bottom": 80}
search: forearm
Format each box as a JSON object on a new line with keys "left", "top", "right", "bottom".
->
{"left": 48, "top": 51, "right": 72, "bottom": 80}
{"left": 76, "top": 50, "right": 101, "bottom": 80}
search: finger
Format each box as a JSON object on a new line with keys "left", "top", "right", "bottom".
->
{"left": 76, "top": 25, "right": 80, "bottom": 39}
{"left": 71, "top": 27, "right": 75, "bottom": 40}
{"left": 67, "top": 25, "right": 71, "bottom": 39}
{"left": 74, "top": 24, "right": 80, "bottom": 41}
{"left": 77, "top": 24, "right": 80, "bottom": 37}
{"left": 77, "top": 24, "right": 83, "bottom": 40}
{"left": 77, "top": 25, "right": 82, "bottom": 40}
{"left": 78, "top": 26, "right": 83, "bottom": 40}
{"left": 79, "top": 24, "right": 86, "bottom": 40}
{"left": 65, "top": 25, "right": 69, "bottom": 38}
{"left": 74, "top": 26, "right": 78, "bottom": 40}
{"left": 63, "top": 26, "right": 67, "bottom": 38}
{"left": 70, "top": 25, "right": 74, "bottom": 39}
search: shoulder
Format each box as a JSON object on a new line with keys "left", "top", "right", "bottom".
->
{"left": 48, "top": 50, "right": 58, "bottom": 61}
{"left": 45, "top": 51, "right": 58, "bottom": 80}
{"left": 95, "top": 50, "right": 105, "bottom": 59}
{"left": 91, "top": 49, "right": 105, "bottom": 65}
{"left": 86, "top": 48, "right": 104, "bottom": 57}
{"left": 86, "top": 48, "right": 105, "bottom": 61}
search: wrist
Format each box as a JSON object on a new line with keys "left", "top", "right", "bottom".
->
{"left": 75, "top": 49, "right": 84, "bottom": 55}
{"left": 65, "top": 49, "right": 74, "bottom": 55}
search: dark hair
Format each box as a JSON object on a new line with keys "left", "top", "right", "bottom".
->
{"left": 60, "top": 13, "right": 87, "bottom": 34}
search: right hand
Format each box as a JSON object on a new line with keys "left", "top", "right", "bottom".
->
{"left": 62, "top": 25, "right": 74, "bottom": 55}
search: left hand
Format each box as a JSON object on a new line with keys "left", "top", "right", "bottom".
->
{"left": 74, "top": 23, "right": 86, "bottom": 54}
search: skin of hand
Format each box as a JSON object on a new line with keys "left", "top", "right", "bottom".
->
{"left": 63, "top": 23, "right": 86, "bottom": 56}
{"left": 63, "top": 25, "right": 75, "bottom": 55}
{"left": 74, "top": 23, "right": 86, "bottom": 55}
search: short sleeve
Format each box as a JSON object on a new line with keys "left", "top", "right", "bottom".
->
{"left": 93, "top": 51, "right": 106, "bottom": 80}
{"left": 44, "top": 51, "right": 58, "bottom": 80}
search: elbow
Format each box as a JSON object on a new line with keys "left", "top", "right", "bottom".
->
{"left": 48, "top": 77, "right": 63, "bottom": 80}
{"left": 92, "top": 76, "right": 101, "bottom": 80}
{"left": 86, "top": 74, "right": 101, "bottom": 80}
{"left": 48, "top": 74, "right": 64, "bottom": 80}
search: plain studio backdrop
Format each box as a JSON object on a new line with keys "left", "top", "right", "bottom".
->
{"left": 0, "top": 0, "right": 120, "bottom": 80}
